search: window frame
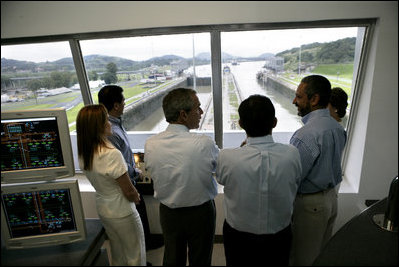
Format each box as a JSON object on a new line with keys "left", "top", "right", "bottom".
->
{"left": 1, "top": 18, "right": 377, "bottom": 173}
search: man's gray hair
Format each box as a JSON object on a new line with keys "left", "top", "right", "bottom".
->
{"left": 162, "top": 88, "right": 197, "bottom": 123}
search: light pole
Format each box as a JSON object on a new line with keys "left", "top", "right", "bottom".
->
{"left": 298, "top": 44, "right": 301, "bottom": 76}
{"left": 192, "top": 34, "right": 196, "bottom": 90}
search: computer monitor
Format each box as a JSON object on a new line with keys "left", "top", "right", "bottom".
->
{"left": 1, "top": 179, "right": 86, "bottom": 249}
{"left": 1, "top": 108, "right": 74, "bottom": 183}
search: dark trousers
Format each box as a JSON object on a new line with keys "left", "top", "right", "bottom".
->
{"left": 223, "top": 220, "right": 292, "bottom": 266}
{"left": 159, "top": 200, "right": 216, "bottom": 266}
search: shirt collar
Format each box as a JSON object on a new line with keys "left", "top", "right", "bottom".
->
{"left": 108, "top": 114, "right": 122, "bottom": 124}
{"left": 302, "top": 108, "right": 330, "bottom": 124}
{"left": 247, "top": 135, "right": 274, "bottom": 145}
{"left": 166, "top": 123, "right": 190, "bottom": 133}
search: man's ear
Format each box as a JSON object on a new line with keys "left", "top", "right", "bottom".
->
{"left": 113, "top": 102, "right": 120, "bottom": 112}
{"left": 177, "top": 110, "right": 188, "bottom": 123}
{"left": 310, "top": 94, "right": 320, "bottom": 107}
{"left": 272, "top": 117, "right": 277, "bottom": 128}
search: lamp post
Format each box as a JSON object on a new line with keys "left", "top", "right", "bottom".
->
{"left": 298, "top": 44, "right": 301, "bottom": 76}
{"left": 192, "top": 34, "right": 196, "bottom": 90}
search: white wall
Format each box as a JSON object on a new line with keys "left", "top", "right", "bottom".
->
{"left": 2, "top": 1, "right": 398, "bottom": 232}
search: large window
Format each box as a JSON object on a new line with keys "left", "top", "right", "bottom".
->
{"left": 1, "top": 21, "right": 370, "bottom": 172}
{"left": 1, "top": 42, "right": 84, "bottom": 132}
{"left": 79, "top": 33, "right": 211, "bottom": 133}
{"left": 220, "top": 27, "right": 359, "bottom": 132}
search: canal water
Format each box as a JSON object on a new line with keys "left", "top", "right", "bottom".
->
{"left": 129, "top": 61, "right": 302, "bottom": 132}
{"left": 231, "top": 61, "right": 302, "bottom": 132}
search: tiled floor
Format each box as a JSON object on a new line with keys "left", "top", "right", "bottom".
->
{"left": 146, "top": 243, "right": 226, "bottom": 266}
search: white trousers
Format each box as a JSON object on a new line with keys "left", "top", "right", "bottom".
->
{"left": 290, "top": 186, "right": 338, "bottom": 266}
{"left": 100, "top": 203, "right": 146, "bottom": 266}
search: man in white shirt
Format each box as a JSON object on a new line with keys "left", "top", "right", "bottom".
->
{"left": 216, "top": 95, "right": 302, "bottom": 266}
{"left": 144, "top": 88, "right": 219, "bottom": 266}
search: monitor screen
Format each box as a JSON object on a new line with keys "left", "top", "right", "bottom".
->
{"left": 1, "top": 108, "right": 74, "bottom": 183}
{"left": 1, "top": 179, "right": 86, "bottom": 249}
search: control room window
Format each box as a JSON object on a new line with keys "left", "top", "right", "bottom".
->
{"left": 220, "top": 27, "right": 361, "bottom": 146}
{"left": 79, "top": 33, "right": 212, "bottom": 133}
{"left": 1, "top": 42, "right": 83, "bottom": 133}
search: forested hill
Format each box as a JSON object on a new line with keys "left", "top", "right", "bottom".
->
{"left": 276, "top": 37, "right": 356, "bottom": 68}
{"left": 1, "top": 37, "right": 356, "bottom": 74}
{"left": 1, "top": 54, "right": 199, "bottom": 73}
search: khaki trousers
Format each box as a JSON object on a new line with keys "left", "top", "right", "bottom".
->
{"left": 290, "top": 186, "right": 338, "bottom": 266}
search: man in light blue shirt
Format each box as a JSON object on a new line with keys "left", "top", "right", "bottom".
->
{"left": 145, "top": 88, "right": 219, "bottom": 266}
{"left": 107, "top": 115, "right": 138, "bottom": 180}
{"left": 98, "top": 85, "right": 163, "bottom": 253}
{"left": 289, "top": 75, "right": 347, "bottom": 266}
{"left": 216, "top": 95, "right": 302, "bottom": 266}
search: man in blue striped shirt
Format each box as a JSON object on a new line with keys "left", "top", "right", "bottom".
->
{"left": 98, "top": 85, "right": 163, "bottom": 254}
{"left": 289, "top": 75, "right": 347, "bottom": 266}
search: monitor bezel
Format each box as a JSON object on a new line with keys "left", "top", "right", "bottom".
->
{"left": 1, "top": 108, "right": 75, "bottom": 183}
{"left": 1, "top": 179, "right": 86, "bottom": 249}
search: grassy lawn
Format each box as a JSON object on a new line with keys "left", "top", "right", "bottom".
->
{"left": 67, "top": 102, "right": 85, "bottom": 124}
{"left": 57, "top": 95, "right": 78, "bottom": 103}
{"left": 313, "top": 63, "right": 353, "bottom": 80}
{"left": 123, "top": 80, "right": 177, "bottom": 105}
{"left": 1, "top": 99, "right": 59, "bottom": 110}
{"left": 280, "top": 63, "right": 353, "bottom": 96}
{"left": 123, "top": 84, "right": 149, "bottom": 100}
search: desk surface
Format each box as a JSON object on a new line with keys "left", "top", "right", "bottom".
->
{"left": 1, "top": 218, "right": 107, "bottom": 266}
{"left": 313, "top": 198, "right": 398, "bottom": 266}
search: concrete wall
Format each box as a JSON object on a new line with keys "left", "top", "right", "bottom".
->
{"left": 122, "top": 78, "right": 212, "bottom": 130}
{"left": 122, "top": 79, "right": 187, "bottom": 130}
{"left": 186, "top": 77, "right": 212, "bottom": 87}
{"left": 265, "top": 76, "right": 296, "bottom": 99}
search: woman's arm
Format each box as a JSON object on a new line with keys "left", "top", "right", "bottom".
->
{"left": 116, "top": 172, "right": 141, "bottom": 204}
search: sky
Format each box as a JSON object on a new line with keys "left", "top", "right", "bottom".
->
{"left": 1, "top": 27, "right": 359, "bottom": 63}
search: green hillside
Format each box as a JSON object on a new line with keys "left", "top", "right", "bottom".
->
{"left": 276, "top": 37, "right": 356, "bottom": 71}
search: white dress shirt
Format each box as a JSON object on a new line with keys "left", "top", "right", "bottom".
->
{"left": 144, "top": 124, "right": 219, "bottom": 208}
{"left": 216, "top": 135, "right": 302, "bottom": 234}
{"left": 79, "top": 145, "right": 132, "bottom": 218}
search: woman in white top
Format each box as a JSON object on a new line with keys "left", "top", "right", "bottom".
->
{"left": 76, "top": 104, "right": 146, "bottom": 266}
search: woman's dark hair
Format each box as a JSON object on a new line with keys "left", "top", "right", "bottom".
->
{"left": 238, "top": 94, "right": 275, "bottom": 137}
{"left": 330, "top": 87, "right": 348, "bottom": 118}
